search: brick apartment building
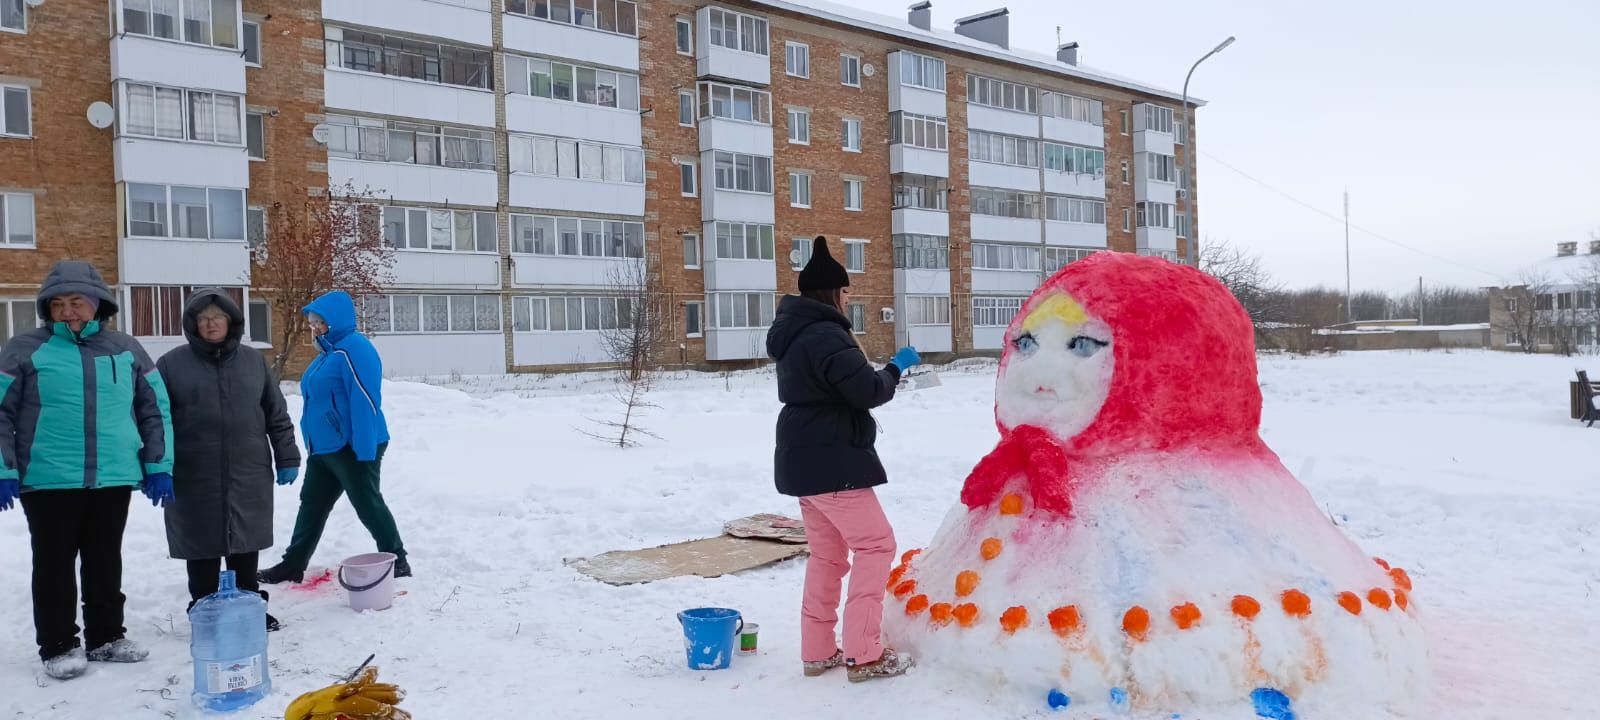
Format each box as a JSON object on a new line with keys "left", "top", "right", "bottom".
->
{"left": 0, "top": 0, "right": 1203, "bottom": 377}
{"left": 1488, "top": 241, "right": 1600, "bottom": 354}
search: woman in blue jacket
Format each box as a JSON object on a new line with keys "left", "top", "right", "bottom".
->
{"left": 259, "top": 291, "right": 410, "bottom": 584}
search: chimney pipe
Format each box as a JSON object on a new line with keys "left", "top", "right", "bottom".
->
{"left": 1057, "top": 41, "right": 1079, "bottom": 66}
{"left": 908, "top": 1, "right": 931, "bottom": 31}
{"left": 953, "top": 8, "right": 1009, "bottom": 49}
{"left": 1558, "top": 242, "right": 1577, "bottom": 257}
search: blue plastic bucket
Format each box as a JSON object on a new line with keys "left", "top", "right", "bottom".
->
{"left": 677, "top": 608, "right": 743, "bottom": 670}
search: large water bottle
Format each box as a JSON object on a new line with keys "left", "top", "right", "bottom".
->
{"left": 190, "top": 570, "right": 271, "bottom": 712}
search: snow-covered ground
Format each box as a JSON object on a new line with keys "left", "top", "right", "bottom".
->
{"left": 1, "top": 350, "right": 1597, "bottom": 719}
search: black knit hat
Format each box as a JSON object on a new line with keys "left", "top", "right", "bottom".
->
{"left": 798, "top": 236, "right": 850, "bottom": 292}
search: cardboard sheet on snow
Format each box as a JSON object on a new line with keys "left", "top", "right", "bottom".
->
{"left": 569, "top": 514, "right": 809, "bottom": 586}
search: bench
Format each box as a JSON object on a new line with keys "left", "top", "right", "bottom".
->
{"left": 1572, "top": 370, "right": 1600, "bottom": 425}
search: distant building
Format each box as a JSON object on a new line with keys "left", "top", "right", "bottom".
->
{"left": 1487, "top": 241, "right": 1600, "bottom": 354}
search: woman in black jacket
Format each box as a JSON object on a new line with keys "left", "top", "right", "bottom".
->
{"left": 766, "top": 237, "right": 920, "bottom": 683}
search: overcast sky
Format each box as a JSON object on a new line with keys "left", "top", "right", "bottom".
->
{"left": 861, "top": 0, "right": 1600, "bottom": 293}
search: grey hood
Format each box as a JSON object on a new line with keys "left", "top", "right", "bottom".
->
{"left": 36, "top": 261, "right": 118, "bottom": 322}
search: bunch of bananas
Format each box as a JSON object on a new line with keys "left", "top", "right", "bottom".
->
{"left": 285, "top": 666, "right": 410, "bottom": 720}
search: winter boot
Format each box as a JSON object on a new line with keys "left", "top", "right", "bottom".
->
{"left": 393, "top": 556, "right": 412, "bottom": 579}
{"left": 266, "top": 614, "right": 282, "bottom": 632}
{"left": 846, "top": 647, "right": 913, "bottom": 683}
{"left": 257, "top": 563, "right": 304, "bottom": 585}
{"left": 802, "top": 649, "right": 845, "bottom": 677}
{"left": 42, "top": 648, "right": 88, "bottom": 680}
{"left": 86, "top": 638, "right": 148, "bottom": 663}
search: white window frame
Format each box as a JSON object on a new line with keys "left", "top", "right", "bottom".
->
{"left": 1143, "top": 152, "right": 1176, "bottom": 184}
{"left": 711, "top": 292, "right": 776, "bottom": 329}
{"left": 1043, "top": 247, "right": 1097, "bottom": 272}
{"left": 1040, "top": 92, "right": 1103, "bottom": 125}
{"left": 678, "top": 160, "right": 697, "bottom": 197}
{"left": 124, "top": 183, "right": 246, "bottom": 242}
{"left": 503, "top": 0, "right": 640, "bottom": 37}
{"left": 966, "top": 74, "right": 1037, "bottom": 114}
{"left": 967, "top": 129, "right": 1041, "bottom": 168}
{"left": 713, "top": 221, "right": 775, "bottom": 261}
{"left": 696, "top": 81, "right": 773, "bottom": 125}
{"left": 684, "top": 301, "right": 704, "bottom": 337}
{"left": 848, "top": 302, "right": 867, "bottom": 334}
{"left": 379, "top": 206, "right": 500, "bottom": 254}
{"left": 790, "top": 237, "right": 811, "bottom": 270}
{"left": 890, "top": 111, "right": 948, "bottom": 151}
{"left": 841, "top": 117, "right": 862, "bottom": 152}
{"left": 241, "top": 19, "right": 261, "bottom": 65}
{"left": 905, "top": 295, "right": 951, "bottom": 326}
{"left": 1, "top": 192, "right": 36, "bottom": 248}
{"left": 1120, "top": 160, "right": 1130, "bottom": 184}
{"left": 972, "top": 243, "right": 1041, "bottom": 272}
{"left": 789, "top": 171, "right": 811, "bottom": 208}
{"left": 117, "top": 0, "right": 242, "bottom": 50}
{"left": 120, "top": 82, "right": 244, "bottom": 146}
{"left": 843, "top": 178, "right": 864, "bottom": 212}
{"left": 506, "top": 213, "right": 643, "bottom": 258}
{"left": 245, "top": 111, "right": 265, "bottom": 160}
{"left": 711, "top": 150, "right": 774, "bottom": 194}
{"left": 1, "top": 84, "right": 32, "bottom": 138}
{"left": 787, "top": 107, "right": 810, "bottom": 145}
{"left": 843, "top": 239, "right": 867, "bottom": 273}
{"left": 675, "top": 16, "right": 692, "bottom": 53}
{"left": 366, "top": 294, "right": 501, "bottom": 335}
{"left": 1138, "top": 104, "right": 1175, "bottom": 134}
{"left": 897, "top": 51, "right": 945, "bottom": 91}
{"left": 128, "top": 286, "right": 248, "bottom": 338}
{"left": 1044, "top": 195, "right": 1107, "bottom": 225}
{"left": 840, "top": 54, "right": 861, "bottom": 87}
{"left": 1135, "top": 201, "right": 1174, "bottom": 230}
{"left": 705, "top": 7, "right": 769, "bottom": 56}
{"left": 1, "top": 298, "right": 38, "bottom": 344}
{"left": 1042, "top": 142, "right": 1105, "bottom": 177}
{"left": 972, "top": 297, "right": 1023, "bottom": 327}
{"left": 683, "top": 233, "right": 701, "bottom": 268}
{"left": 2, "top": 0, "right": 26, "bottom": 33}
{"left": 504, "top": 54, "right": 640, "bottom": 111}
{"left": 678, "top": 90, "right": 695, "bottom": 127}
{"left": 510, "top": 133, "right": 645, "bottom": 185}
{"left": 246, "top": 297, "right": 271, "bottom": 343}
{"left": 785, "top": 41, "right": 810, "bottom": 78}
{"left": 1176, "top": 212, "right": 1189, "bottom": 238}
{"left": 1120, "top": 109, "right": 1130, "bottom": 135}
{"left": 1122, "top": 207, "right": 1133, "bottom": 232}
{"left": 245, "top": 205, "right": 265, "bottom": 248}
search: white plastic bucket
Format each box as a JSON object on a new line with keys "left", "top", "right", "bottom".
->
{"left": 338, "top": 552, "right": 397, "bottom": 612}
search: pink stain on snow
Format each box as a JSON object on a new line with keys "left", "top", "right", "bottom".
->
{"left": 292, "top": 569, "right": 334, "bottom": 591}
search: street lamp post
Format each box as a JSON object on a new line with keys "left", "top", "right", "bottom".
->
{"left": 1180, "top": 35, "right": 1234, "bottom": 266}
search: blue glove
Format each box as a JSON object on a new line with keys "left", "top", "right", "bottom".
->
{"left": 141, "top": 473, "right": 174, "bottom": 508}
{"left": 890, "top": 346, "right": 921, "bottom": 372}
{"left": 276, "top": 467, "right": 299, "bottom": 486}
{"left": 0, "top": 479, "right": 19, "bottom": 512}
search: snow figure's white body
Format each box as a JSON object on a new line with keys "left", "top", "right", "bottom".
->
{"left": 883, "top": 254, "right": 1430, "bottom": 717}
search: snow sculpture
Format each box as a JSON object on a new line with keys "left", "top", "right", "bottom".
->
{"left": 883, "top": 253, "right": 1428, "bottom": 715}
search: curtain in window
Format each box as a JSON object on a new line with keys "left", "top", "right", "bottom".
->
{"left": 156, "top": 87, "right": 183, "bottom": 139}
{"left": 182, "top": 0, "right": 210, "bottom": 44}
{"left": 126, "top": 85, "right": 156, "bottom": 136}
{"left": 213, "top": 94, "right": 241, "bottom": 143}
{"left": 150, "top": 0, "right": 178, "bottom": 38}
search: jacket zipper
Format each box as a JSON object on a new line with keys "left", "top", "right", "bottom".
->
{"left": 216, "top": 361, "right": 231, "bottom": 552}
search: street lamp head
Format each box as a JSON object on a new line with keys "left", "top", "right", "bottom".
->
{"left": 1213, "top": 36, "right": 1236, "bottom": 54}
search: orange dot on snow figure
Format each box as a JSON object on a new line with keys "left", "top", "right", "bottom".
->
{"left": 1171, "top": 602, "right": 1202, "bottom": 630}
{"left": 1231, "top": 595, "right": 1262, "bottom": 620}
{"left": 953, "top": 603, "right": 980, "bottom": 628}
{"left": 1000, "top": 606, "right": 1029, "bottom": 634}
{"left": 1394, "top": 589, "right": 1409, "bottom": 611}
{"left": 1048, "top": 606, "right": 1082, "bottom": 637}
{"left": 1338, "top": 591, "right": 1363, "bottom": 615}
{"left": 1390, "top": 567, "right": 1413, "bottom": 592}
{"left": 999, "top": 493, "right": 1025, "bottom": 515}
{"left": 1374, "top": 557, "right": 1391, "bottom": 570}
{"left": 930, "top": 602, "right": 954, "bottom": 626}
{"left": 1368, "top": 588, "right": 1392, "bottom": 610}
{"left": 886, "top": 566, "right": 907, "bottom": 590}
{"left": 905, "top": 594, "right": 930, "bottom": 615}
{"left": 1122, "top": 606, "right": 1151, "bottom": 640}
{"left": 901, "top": 549, "right": 922, "bottom": 565}
{"left": 980, "top": 537, "right": 1004, "bottom": 561}
{"left": 956, "top": 570, "right": 981, "bottom": 597}
{"left": 1281, "top": 589, "right": 1312, "bottom": 617}
{"left": 893, "top": 580, "right": 918, "bottom": 599}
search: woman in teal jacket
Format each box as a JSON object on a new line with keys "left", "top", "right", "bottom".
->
{"left": 0, "top": 262, "right": 175, "bottom": 680}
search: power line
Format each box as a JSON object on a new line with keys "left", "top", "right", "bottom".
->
{"left": 1198, "top": 150, "right": 1503, "bottom": 280}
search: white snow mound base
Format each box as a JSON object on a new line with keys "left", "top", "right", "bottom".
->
{"left": 883, "top": 451, "right": 1432, "bottom": 716}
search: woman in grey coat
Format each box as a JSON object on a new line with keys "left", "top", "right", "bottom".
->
{"left": 156, "top": 289, "right": 299, "bottom": 631}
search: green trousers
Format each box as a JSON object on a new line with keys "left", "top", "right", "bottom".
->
{"left": 279, "top": 443, "right": 405, "bottom": 571}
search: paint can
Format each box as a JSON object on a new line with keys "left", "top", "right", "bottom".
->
{"left": 737, "top": 623, "right": 759, "bottom": 655}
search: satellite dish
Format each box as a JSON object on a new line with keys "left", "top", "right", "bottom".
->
{"left": 86, "top": 101, "right": 115, "bottom": 129}
{"left": 23, "top": 0, "right": 44, "bottom": 7}
{"left": 862, "top": 63, "right": 876, "bottom": 77}
{"left": 789, "top": 248, "right": 804, "bottom": 265}
{"left": 311, "top": 124, "right": 331, "bottom": 144}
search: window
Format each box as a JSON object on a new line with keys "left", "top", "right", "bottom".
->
{"left": 697, "top": 81, "right": 772, "bottom": 124}
{"left": 790, "top": 237, "right": 811, "bottom": 269}
{"left": 128, "top": 286, "right": 245, "bottom": 337}
{"left": 893, "top": 234, "right": 948, "bottom": 269}
{"left": 683, "top": 233, "right": 700, "bottom": 268}
{"left": 685, "top": 301, "right": 703, "bottom": 337}
{"left": 1, "top": 192, "right": 35, "bottom": 247}
{"left": 365, "top": 294, "right": 500, "bottom": 334}
{"left": 675, "top": 17, "right": 692, "bottom": 53}
{"left": 970, "top": 187, "right": 1040, "bottom": 219}
{"left": 905, "top": 296, "right": 950, "bottom": 325}
{"left": 789, "top": 171, "right": 811, "bottom": 207}
{"left": 1505, "top": 331, "right": 1522, "bottom": 346}
{"left": 1043, "top": 143, "right": 1105, "bottom": 176}
{"left": 245, "top": 112, "right": 265, "bottom": 159}
{"left": 1143, "top": 152, "right": 1176, "bottom": 183}
{"left": 1, "top": 0, "right": 23, "bottom": 32}
{"left": 1119, "top": 110, "right": 1130, "bottom": 134}
{"left": 1122, "top": 207, "right": 1132, "bottom": 232}
{"left": 780, "top": 107, "right": 810, "bottom": 145}
{"left": 1044, "top": 247, "right": 1097, "bottom": 272}
{"left": 325, "top": 27, "right": 492, "bottom": 89}
{"left": 840, "top": 54, "right": 861, "bottom": 87}
{"left": 967, "top": 130, "right": 1041, "bottom": 168}
{"left": 973, "top": 243, "right": 1041, "bottom": 271}
{"left": 898, "top": 51, "right": 944, "bottom": 90}
{"left": 889, "top": 112, "right": 947, "bottom": 151}
{"left": 843, "top": 179, "right": 863, "bottom": 211}
{"left": 0, "top": 299, "right": 34, "bottom": 346}
{"left": 678, "top": 90, "right": 694, "bottom": 126}
{"left": 125, "top": 184, "right": 244, "bottom": 241}
{"left": 1138, "top": 104, "right": 1174, "bottom": 134}
{"left": 1120, "top": 160, "right": 1130, "bottom": 184}
{"left": 706, "top": 7, "right": 767, "bottom": 55}
{"left": 2, "top": 85, "right": 31, "bottom": 137}
{"left": 245, "top": 205, "right": 265, "bottom": 248}
{"left": 711, "top": 151, "right": 773, "bottom": 193}
{"left": 972, "top": 297, "right": 1022, "bottom": 327}
{"left": 714, "top": 222, "right": 775, "bottom": 260}
{"left": 241, "top": 20, "right": 260, "bottom": 64}
{"left": 843, "top": 240, "right": 866, "bottom": 273}
{"left": 1176, "top": 117, "right": 1187, "bottom": 145}
{"left": 328, "top": 114, "right": 495, "bottom": 170}
{"left": 381, "top": 207, "right": 499, "bottom": 253}
{"left": 510, "top": 134, "right": 644, "bottom": 184}
{"left": 892, "top": 174, "right": 947, "bottom": 211}
{"left": 1176, "top": 212, "right": 1189, "bottom": 238}
{"left": 1045, "top": 195, "right": 1106, "bottom": 224}
{"left": 247, "top": 299, "right": 270, "bottom": 343}
{"left": 509, "top": 213, "right": 642, "bottom": 258}
{"left": 505, "top": 56, "right": 638, "bottom": 110}
{"left": 712, "top": 292, "right": 775, "bottom": 329}
{"left": 678, "top": 161, "right": 697, "bottom": 196}
{"left": 122, "top": 84, "right": 241, "bottom": 145}
{"left": 841, "top": 117, "right": 862, "bottom": 152}
{"left": 785, "top": 42, "right": 810, "bottom": 78}
{"left": 1040, "top": 92, "right": 1103, "bottom": 125}
{"left": 966, "top": 74, "right": 1036, "bottom": 113}
{"left": 121, "top": 0, "right": 238, "bottom": 48}
{"left": 505, "top": 0, "right": 637, "bottom": 35}
{"left": 848, "top": 303, "right": 866, "bottom": 333}
{"left": 1505, "top": 297, "right": 1518, "bottom": 313}
{"left": 1135, "top": 201, "right": 1174, "bottom": 230}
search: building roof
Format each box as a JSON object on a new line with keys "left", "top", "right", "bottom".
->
{"left": 1500, "top": 250, "right": 1600, "bottom": 289}
{"left": 751, "top": 0, "right": 1203, "bottom": 105}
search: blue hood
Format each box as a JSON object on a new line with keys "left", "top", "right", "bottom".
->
{"left": 304, "top": 291, "right": 359, "bottom": 344}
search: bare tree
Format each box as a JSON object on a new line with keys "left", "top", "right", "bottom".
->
{"left": 1200, "top": 240, "right": 1287, "bottom": 331}
{"left": 253, "top": 182, "right": 394, "bottom": 378}
{"left": 1348, "top": 290, "right": 1391, "bottom": 322}
{"left": 585, "top": 257, "right": 670, "bottom": 448}
{"left": 1493, "top": 271, "right": 1551, "bottom": 354}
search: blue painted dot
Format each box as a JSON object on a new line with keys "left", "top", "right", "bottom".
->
{"left": 1251, "top": 688, "right": 1296, "bottom": 720}
{"left": 1047, "top": 689, "right": 1071, "bottom": 710}
{"left": 1109, "top": 687, "right": 1129, "bottom": 713}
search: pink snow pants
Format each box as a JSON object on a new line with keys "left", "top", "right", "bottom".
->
{"left": 798, "top": 488, "right": 896, "bottom": 665}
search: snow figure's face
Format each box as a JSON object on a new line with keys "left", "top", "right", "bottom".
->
{"left": 996, "top": 291, "right": 1115, "bottom": 441}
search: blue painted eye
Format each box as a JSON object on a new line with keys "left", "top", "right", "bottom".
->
{"left": 1068, "top": 335, "right": 1107, "bottom": 357}
{"left": 1012, "top": 332, "right": 1038, "bottom": 355}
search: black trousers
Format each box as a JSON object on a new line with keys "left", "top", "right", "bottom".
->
{"left": 184, "top": 552, "right": 266, "bottom": 610}
{"left": 20, "top": 487, "right": 132, "bottom": 660}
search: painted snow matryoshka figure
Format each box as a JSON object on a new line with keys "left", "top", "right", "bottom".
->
{"left": 882, "top": 253, "right": 1428, "bottom": 716}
